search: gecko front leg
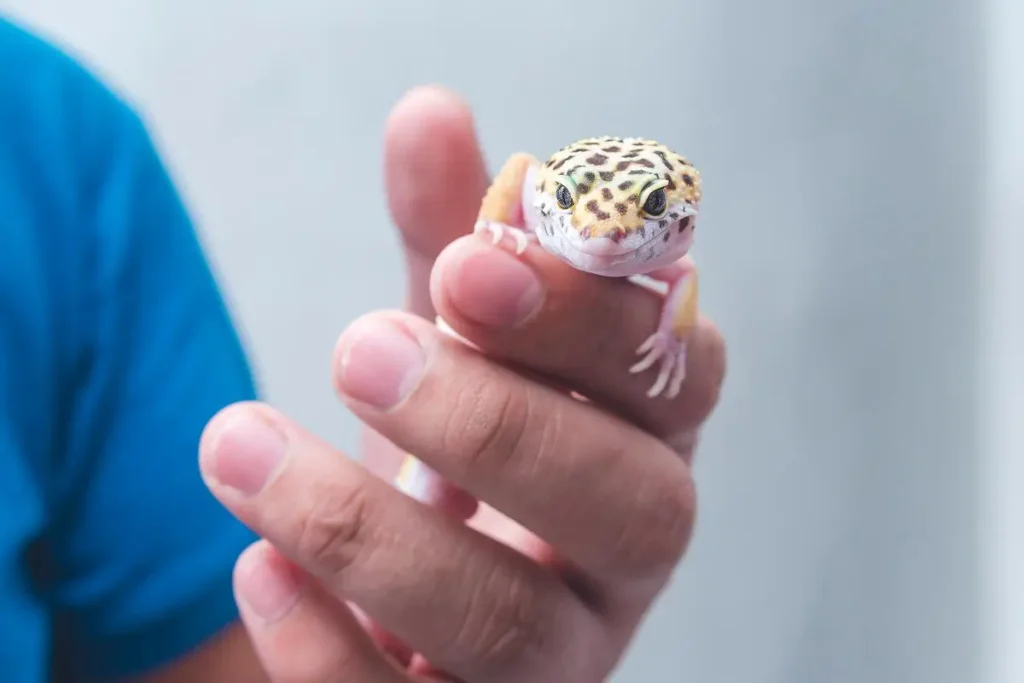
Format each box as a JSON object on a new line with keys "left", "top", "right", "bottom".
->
{"left": 473, "top": 152, "right": 541, "bottom": 254}
{"left": 628, "top": 258, "right": 699, "bottom": 399}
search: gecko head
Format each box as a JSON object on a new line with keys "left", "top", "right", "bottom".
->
{"left": 532, "top": 161, "right": 699, "bottom": 277}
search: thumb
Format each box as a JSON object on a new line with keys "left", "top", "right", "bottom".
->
{"left": 383, "top": 85, "right": 491, "bottom": 318}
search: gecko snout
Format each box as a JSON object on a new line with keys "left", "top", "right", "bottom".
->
{"left": 573, "top": 235, "right": 633, "bottom": 256}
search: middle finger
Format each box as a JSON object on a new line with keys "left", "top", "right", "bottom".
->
{"left": 332, "top": 311, "right": 696, "bottom": 590}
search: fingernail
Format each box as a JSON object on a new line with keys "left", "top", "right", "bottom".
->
{"left": 448, "top": 244, "right": 543, "bottom": 327}
{"left": 204, "top": 410, "right": 287, "bottom": 496}
{"left": 336, "top": 318, "right": 426, "bottom": 409}
{"left": 237, "top": 543, "right": 304, "bottom": 622}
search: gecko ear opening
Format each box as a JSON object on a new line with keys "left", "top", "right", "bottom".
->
{"left": 554, "top": 175, "right": 578, "bottom": 210}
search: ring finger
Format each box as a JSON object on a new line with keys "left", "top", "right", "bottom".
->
{"left": 233, "top": 540, "right": 409, "bottom": 682}
{"left": 200, "top": 401, "right": 594, "bottom": 681}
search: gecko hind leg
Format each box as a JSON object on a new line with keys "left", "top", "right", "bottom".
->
{"left": 474, "top": 218, "right": 536, "bottom": 255}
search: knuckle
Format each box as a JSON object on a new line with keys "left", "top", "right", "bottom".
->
{"left": 456, "top": 568, "right": 558, "bottom": 670}
{"left": 441, "top": 372, "right": 536, "bottom": 478}
{"left": 292, "top": 481, "right": 373, "bottom": 577}
{"left": 611, "top": 461, "right": 696, "bottom": 575}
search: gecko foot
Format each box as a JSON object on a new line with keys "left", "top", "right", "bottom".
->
{"left": 474, "top": 219, "right": 535, "bottom": 255}
{"left": 630, "top": 329, "right": 689, "bottom": 399}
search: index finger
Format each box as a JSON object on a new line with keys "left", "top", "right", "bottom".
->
{"left": 429, "top": 235, "right": 727, "bottom": 443}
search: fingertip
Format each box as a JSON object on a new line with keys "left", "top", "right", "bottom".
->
{"left": 384, "top": 84, "right": 475, "bottom": 134}
{"left": 198, "top": 400, "right": 278, "bottom": 483}
{"left": 234, "top": 540, "right": 306, "bottom": 624}
{"left": 383, "top": 84, "right": 490, "bottom": 259}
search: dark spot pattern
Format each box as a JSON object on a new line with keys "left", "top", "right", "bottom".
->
{"left": 599, "top": 171, "right": 615, "bottom": 181}
{"left": 618, "top": 180, "right": 635, "bottom": 191}
{"left": 577, "top": 183, "right": 592, "bottom": 194}
{"left": 654, "top": 150, "right": 674, "bottom": 170}
{"left": 682, "top": 174, "right": 694, "bottom": 186}
{"left": 601, "top": 188, "right": 614, "bottom": 201}
{"left": 585, "top": 153, "right": 609, "bottom": 166}
{"left": 614, "top": 202, "right": 628, "bottom": 215}
{"left": 601, "top": 146, "right": 621, "bottom": 152}
{"left": 585, "top": 199, "right": 611, "bottom": 220}
{"left": 583, "top": 171, "right": 596, "bottom": 183}
{"left": 615, "top": 160, "right": 631, "bottom": 171}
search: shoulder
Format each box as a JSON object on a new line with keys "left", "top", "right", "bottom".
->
{"left": 0, "top": 15, "right": 150, "bottom": 218}
{"left": 0, "top": 15, "right": 129, "bottom": 113}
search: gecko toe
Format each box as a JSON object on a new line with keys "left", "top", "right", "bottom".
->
{"left": 475, "top": 220, "right": 534, "bottom": 254}
{"left": 512, "top": 229, "right": 529, "bottom": 254}
{"left": 631, "top": 331, "right": 689, "bottom": 399}
{"left": 666, "top": 347, "right": 688, "bottom": 398}
{"left": 474, "top": 219, "right": 503, "bottom": 244}
{"left": 630, "top": 332, "right": 666, "bottom": 374}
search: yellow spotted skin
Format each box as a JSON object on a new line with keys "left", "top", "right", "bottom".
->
{"left": 535, "top": 136, "right": 701, "bottom": 241}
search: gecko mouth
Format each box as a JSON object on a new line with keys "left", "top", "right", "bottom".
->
{"left": 571, "top": 222, "right": 675, "bottom": 256}
{"left": 538, "top": 217, "right": 691, "bottom": 275}
{"left": 545, "top": 212, "right": 678, "bottom": 254}
{"left": 533, "top": 198, "right": 696, "bottom": 275}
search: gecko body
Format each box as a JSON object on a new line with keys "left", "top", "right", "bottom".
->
{"left": 395, "top": 136, "right": 703, "bottom": 503}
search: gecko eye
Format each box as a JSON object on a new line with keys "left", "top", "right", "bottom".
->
{"left": 555, "top": 183, "right": 574, "bottom": 209}
{"left": 639, "top": 181, "right": 669, "bottom": 218}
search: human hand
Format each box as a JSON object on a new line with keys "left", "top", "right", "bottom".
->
{"left": 198, "top": 86, "right": 727, "bottom": 682}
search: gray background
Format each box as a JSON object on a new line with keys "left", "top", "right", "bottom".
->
{"left": 2, "top": 1, "right": 1012, "bottom": 681}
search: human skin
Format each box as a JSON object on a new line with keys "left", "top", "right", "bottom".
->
{"left": 185, "top": 85, "right": 727, "bottom": 683}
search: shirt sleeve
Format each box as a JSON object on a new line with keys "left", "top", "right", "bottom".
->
{"left": 46, "top": 83, "right": 261, "bottom": 679}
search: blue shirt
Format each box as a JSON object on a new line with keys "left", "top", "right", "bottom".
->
{"left": 0, "top": 17, "right": 259, "bottom": 681}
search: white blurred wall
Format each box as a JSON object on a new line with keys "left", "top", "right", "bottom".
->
{"left": 1, "top": 1, "right": 1014, "bottom": 681}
